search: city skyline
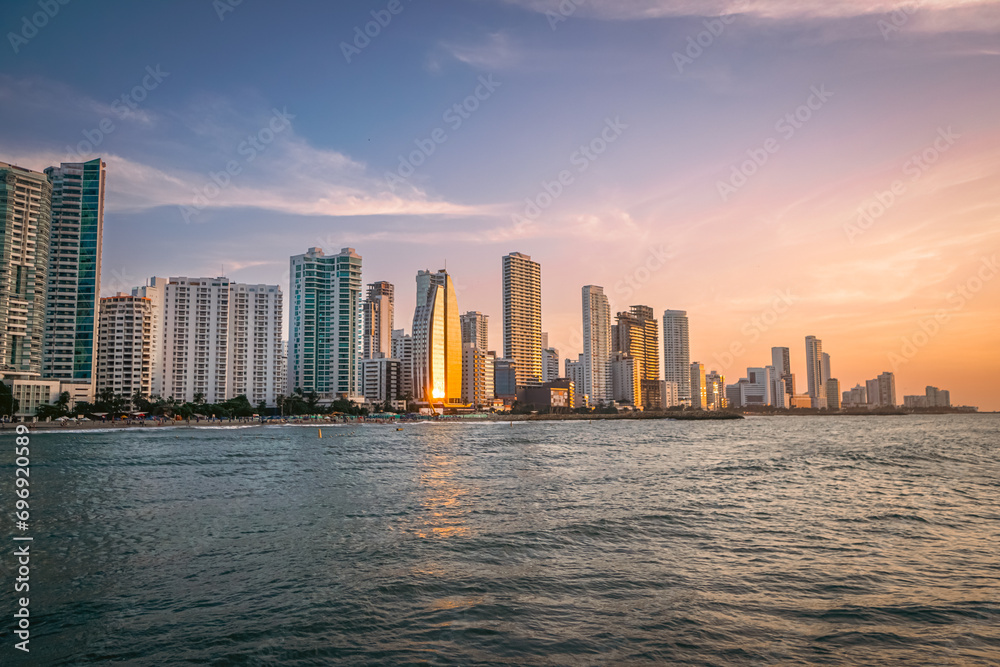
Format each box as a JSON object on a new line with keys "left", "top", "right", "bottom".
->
{"left": 1, "top": 1, "right": 997, "bottom": 408}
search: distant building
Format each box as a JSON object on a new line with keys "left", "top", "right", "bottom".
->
{"left": 95, "top": 294, "right": 153, "bottom": 401}
{"left": 582, "top": 285, "right": 612, "bottom": 404}
{"left": 842, "top": 383, "right": 867, "bottom": 407}
{"left": 877, "top": 371, "right": 896, "bottom": 407}
{"left": 663, "top": 310, "right": 690, "bottom": 405}
{"left": 391, "top": 329, "right": 414, "bottom": 399}
{"left": 771, "top": 346, "right": 794, "bottom": 395}
{"left": 825, "top": 378, "right": 841, "bottom": 410}
{"left": 502, "top": 252, "right": 542, "bottom": 385}
{"left": 790, "top": 394, "right": 813, "bottom": 409}
{"left": 362, "top": 281, "right": 394, "bottom": 360}
{"left": 821, "top": 352, "right": 831, "bottom": 384}
{"left": 903, "top": 395, "right": 928, "bottom": 408}
{"left": 132, "top": 277, "right": 167, "bottom": 397}
{"left": 611, "top": 353, "right": 639, "bottom": 406}
{"left": 690, "top": 362, "right": 707, "bottom": 409}
{"left": 566, "top": 355, "right": 587, "bottom": 408}
{"left": 541, "top": 346, "right": 559, "bottom": 382}
{"left": 613, "top": 305, "right": 661, "bottom": 409}
{"left": 460, "top": 311, "right": 489, "bottom": 352}
{"left": 925, "top": 386, "right": 951, "bottom": 407}
{"left": 661, "top": 380, "right": 679, "bottom": 409}
{"left": 228, "top": 283, "right": 284, "bottom": 407}
{"left": 462, "top": 343, "right": 494, "bottom": 407}
{"left": 517, "top": 379, "right": 574, "bottom": 411}
{"left": 494, "top": 358, "right": 517, "bottom": 400}
{"left": 361, "top": 354, "right": 401, "bottom": 405}
{"left": 805, "top": 336, "right": 827, "bottom": 407}
{"left": 705, "top": 370, "right": 726, "bottom": 410}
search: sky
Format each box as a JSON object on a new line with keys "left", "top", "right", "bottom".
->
{"left": 1, "top": 0, "right": 998, "bottom": 409}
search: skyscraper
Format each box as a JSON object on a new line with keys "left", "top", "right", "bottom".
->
{"left": 391, "top": 328, "right": 414, "bottom": 399}
{"left": 460, "top": 311, "right": 489, "bottom": 351}
{"left": 161, "top": 277, "right": 231, "bottom": 403}
{"left": 541, "top": 345, "right": 560, "bottom": 382}
{"left": 132, "top": 277, "right": 167, "bottom": 397}
{"left": 771, "top": 346, "right": 794, "bottom": 395}
{"left": 613, "top": 305, "right": 661, "bottom": 409}
{"left": 565, "top": 355, "right": 586, "bottom": 408}
{"left": 228, "top": 283, "right": 283, "bottom": 407}
{"left": 362, "top": 281, "right": 394, "bottom": 359}
{"left": 502, "top": 252, "right": 542, "bottom": 386}
{"left": 805, "top": 335, "right": 827, "bottom": 406}
{"left": 289, "top": 247, "right": 362, "bottom": 399}
{"left": 42, "top": 158, "right": 106, "bottom": 394}
{"left": 411, "top": 269, "right": 461, "bottom": 403}
{"left": 821, "top": 352, "right": 831, "bottom": 384}
{"left": 582, "top": 285, "right": 611, "bottom": 405}
{"left": 0, "top": 162, "right": 52, "bottom": 374}
{"left": 877, "top": 371, "right": 896, "bottom": 407}
{"left": 95, "top": 294, "right": 153, "bottom": 401}
{"left": 662, "top": 310, "right": 690, "bottom": 405}
{"left": 690, "top": 362, "right": 707, "bottom": 409}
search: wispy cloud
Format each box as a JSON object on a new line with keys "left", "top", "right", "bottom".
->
{"left": 436, "top": 32, "right": 521, "bottom": 70}
{"left": 503, "top": 0, "right": 1000, "bottom": 30}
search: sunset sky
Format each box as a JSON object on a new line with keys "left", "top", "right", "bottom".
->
{"left": 2, "top": 0, "right": 998, "bottom": 409}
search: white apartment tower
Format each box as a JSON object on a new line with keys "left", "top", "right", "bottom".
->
{"left": 805, "top": 335, "right": 827, "bottom": 406}
{"left": 582, "top": 285, "right": 611, "bottom": 404}
{"left": 662, "top": 310, "right": 691, "bottom": 404}
{"left": 502, "top": 252, "right": 542, "bottom": 386}
{"left": 161, "top": 277, "right": 231, "bottom": 404}
{"left": 228, "top": 283, "right": 283, "bottom": 407}
{"left": 132, "top": 277, "right": 167, "bottom": 396}
{"left": 95, "top": 294, "right": 153, "bottom": 400}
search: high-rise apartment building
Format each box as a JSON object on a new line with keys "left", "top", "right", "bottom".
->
{"left": 582, "top": 285, "right": 611, "bottom": 405}
{"left": 460, "top": 311, "right": 489, "bottom": 351}
{"left": 411, "top": 269, "right": 461, "bottom": 403}
{"left": 502, "top": 252, "right": 542, "bottom": 386}
{"left": 0, "top": 162, "right": 52, "bottom": 374}
{"left": 289, "top": 247, "right": 362, "bottom": 399}
{"left": 613, "top": 305, "right": 661, "bottom": 409}
{"left": 42, "top": 158, "right": 106, "bottom": 395}
{"left": 611, "top": 353, "right": 639, "bottom": 406}
{"left": 132, "top": 277, "right": 167, "bottom": 396}
{"left": 391, "top": 328, "right": 414, "bottom": 399}
{"left": 821, "top": 352, "right": 831, "bottom": 384}
{"left": 541, "top": 346, "right": 559, "bottom": 382}
{"left": 362, "top": 281, "right": 393, "bottom": 359}
{"left": 95, "top": 294, "right": 153, "bottom": 400}
{"left": 877, "top": 371, "right": 896, "bottom": 407}
{"left": 771, "top": 346, "right": 794, "bottom": 395}
{"left": 361, "top": 354, "right": 400, "bottom": 405}
{"left": 690, "top": 362, "right": 707, "bottom": 409}
{"left": 161, "top": 277, "right": 231, "bottom": 404}
{"left": 228, "top": 283, "right": 283, "bottom": 407}
{"left": 565, "top": 355, "right": 586, "bottom": 408}
{"left": 925, "top": 386, "right": 951, "bottom": 407}
{"left": 462, "top": 343, "right": 493, "bottom": 407}
{"left": 706, "top": 370, "right": 726, "bottom": 410}
{"left": 825, "top": 378, "right": 841, "bottom": 410}
{"left": 805, "top": 335, "right": 827, "bottom": 406}
{"left": 662, "top": 310, "right": 690, "bottom": 404}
